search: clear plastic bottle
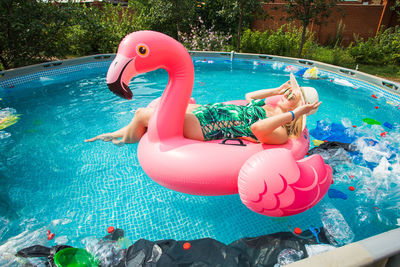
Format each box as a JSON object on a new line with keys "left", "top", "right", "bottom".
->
{"left": 320, "top": 205, "right": 355, "bottom": 246}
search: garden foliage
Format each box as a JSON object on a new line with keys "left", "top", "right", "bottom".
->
{"left": 0, "top": 1, "right": 135, "bottom": 70}
{"left": 0, "top": 0, "right": 399, "bottom": 71}
{"left": 349, "top": 26, "right": 400, "bottom": 65}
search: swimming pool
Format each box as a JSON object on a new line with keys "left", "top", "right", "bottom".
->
{"left": 0, "top": 54, "right": 399, "bottom": 265}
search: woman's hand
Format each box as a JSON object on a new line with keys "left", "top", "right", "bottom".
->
{"left": 293, "top": 101, "right": 321, "bottom": 116}
{"left": 275, "top": 81, "right": 291, "bottom": 95}
{"left": 245, "top": 80, "right": 291, "bottom": 101}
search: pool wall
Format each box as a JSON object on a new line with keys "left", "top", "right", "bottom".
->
{"left": 1, "top": 52, "right": 400, "bottom": 99}
{"left": 1, "top": 52, "right": 400, "bottom": 266}
{"left": 190, "top": 51, "right": 400, "bottom": 98}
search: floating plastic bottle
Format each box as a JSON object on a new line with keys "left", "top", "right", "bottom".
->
{"left": 320, "top": 205, "right": 355, "bottom": 246}
{"left": 274, "top": 248, "right": 304, "bottom": 267}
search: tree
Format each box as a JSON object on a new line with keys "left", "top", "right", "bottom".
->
{"left": 216, "top": 0, "right": 268, "bottom": 51}
{"left": 129, "top": 0, "right": 197, "bottom": 40}
{"left": 391, "top": 0, "right": 400, "bottom": 18}
{"left": 0, "top": 0, "right": 72, "bottom": 70}
{"left": 283, "top": 0, "right": 340, "bottom": 57}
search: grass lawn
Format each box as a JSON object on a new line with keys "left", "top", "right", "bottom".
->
{"left": 353, "top": 64, "right": 400, "bottom": 83}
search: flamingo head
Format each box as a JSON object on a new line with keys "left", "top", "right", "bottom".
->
{"left": 106, "top": 31, "right": 187, "bottom": 99}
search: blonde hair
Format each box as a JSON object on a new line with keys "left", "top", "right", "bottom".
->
{"left": 283, "top": 97, "right": 306, "bottom": 137}
{"left": 285, "top": 113, "right": 303, "bottom": 138}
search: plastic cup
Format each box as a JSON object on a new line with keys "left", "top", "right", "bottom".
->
{"left": 54, "top": 248, "right": 99, "bottom": 267}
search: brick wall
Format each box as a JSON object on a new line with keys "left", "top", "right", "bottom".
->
{"left": 252, "top": 2, "right": 398, "bottom": 46}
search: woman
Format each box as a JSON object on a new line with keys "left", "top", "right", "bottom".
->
{"left": 85, "top": 77, "right": 321, "bottom": 146}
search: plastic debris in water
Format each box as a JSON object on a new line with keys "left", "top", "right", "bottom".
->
{"left": 328, "top": 189, "right": 348, "bottom": 200}
{"left": 183, "top": 242, "right": 191, "bottom": 250}
{"left": 47, "top": 230, "right": 55, "bottom": 240}
{"left": 320, "top": 205, "right": 355, "bottom": 246}
{"left": 309, "top": 227, "right": 324, "bottom": 244}
{"left": 383, "top": 122, "right": 393, "bottom": 129}
{"left": 295, "top": 67, "right": 307, "bottom": 77}
{"left": 274, "top": 248, "right": 304, "bottom": 267}
{"left": 332, "top": 78, "right": 356, "bottom": 88}
{"left": 312, "top": 139, "right": 325, "bottom": 146}
{"left": 0, "top": 109, "right": 20, "bottom": 130}
{"left": 272, "top": 62, "right": 284, "bottom": 70}
{"left": 284, "top": 65, "right": 299, "bottom": 73}
{"left": 362, "top": 118, "right": 381, "bottom": 125}
{"left": 303, "top": 67, "right": 319, "bottom": 79}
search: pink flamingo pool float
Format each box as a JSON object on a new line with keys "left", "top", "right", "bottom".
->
{"left": 106, "top": 31, "right": 332, "bottom": 217}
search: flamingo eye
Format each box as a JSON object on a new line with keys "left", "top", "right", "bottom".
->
{"left": 136, "top": 44, "right": 149, "bottom": 57}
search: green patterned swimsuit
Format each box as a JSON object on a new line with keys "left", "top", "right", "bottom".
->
{"left": 192, "top": 99, "right": 267, "bottom": 141}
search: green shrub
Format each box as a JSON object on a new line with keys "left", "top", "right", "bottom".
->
{"left": 310, "top": 46, "right": 355, "bottom": 66}
{"left": 241, "top": 24, "right": 315, "bottom": 57}
{"left": 62, "top": 3, "right": 136, "bottom": 56}
{"left": 0, "top": 0, "right": 72, "bottom": 70}
{"left": 349, "top": 26, "right": 400, "bottom": 65}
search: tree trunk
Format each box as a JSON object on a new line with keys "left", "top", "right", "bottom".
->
{"left": 176, "top": 21, "right": 181, "bottom": 42}
{"left": 298, "top": 22, "right": 307, "bottom": 58}
{"left": 236, "top": 1, "right": 243, "bottom": 51}
{"left": 0, "top": 55, "right": 9, "bottom": 70}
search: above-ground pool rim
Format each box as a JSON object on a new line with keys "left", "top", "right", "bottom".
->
{"left": 1, "top": 51, "right": 399, "bottom": 101}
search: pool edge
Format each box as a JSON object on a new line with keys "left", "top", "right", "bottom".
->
{"left": 1, "top": 52, "right": 399, "bottom": 98}
{"left": 189, "top": 51, "right": 400, "bottom": 98}
{"left": 286, "top": 228, "right": 400, "bottom": 267}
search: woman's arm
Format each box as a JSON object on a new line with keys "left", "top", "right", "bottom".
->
{"left": 250, "top": 112, "right": 293, "bottom": 144}
{"left": 245, "top": 81, "right": 290, "bottom": 101}
{"left": 251, "top": 101, "right": 321, "bottom": 144}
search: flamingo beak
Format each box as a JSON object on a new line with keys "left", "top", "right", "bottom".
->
{"left": 106, "top": 54, "right": 136, "bottom": 99}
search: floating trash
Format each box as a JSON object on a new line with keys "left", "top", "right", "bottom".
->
{"left": 284, "top": 65, "right": 299, "bottom": 73}
{"left": 383, "top": 122, "right": 393, "bottom": 129}
{"left": 0, "top": 108, "right": 20, "bottom": 131}
{"left": 332, "top": 78, "right": 356, "bottom": 88}
{"left": 295, "top": 67, "right": 307, "bottom": 77}
{"left": 303, "top": 67, "right": 319, "bottom": 79}
{"left": 328, "top": 189, "right": 348, "bottom": 200}
{"left": 312, "top": 139, "right": 325, "bottom": 146}
{"left": 272, "top": 62, "right": 284, "bottom": 70}
{"left": 362, "top": 118, "right": 381, "bottom": 125}
{"left": 320, "top": 205, "right": 355, "bottom": 246}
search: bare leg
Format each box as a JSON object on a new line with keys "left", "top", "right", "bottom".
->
{"left": 84, "top": 107, "right": 153, "bottom": 144}
{"left": 85, "top": 104, "right": 204, "bottom": 145}
{"left": 120, "top": 107, "right": 153, "bottom": 144}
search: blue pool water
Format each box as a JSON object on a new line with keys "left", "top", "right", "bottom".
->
{"left": 1, "top": 57, "right": 400, "bottom": 263}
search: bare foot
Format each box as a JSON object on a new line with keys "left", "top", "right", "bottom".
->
{"left": 84, "top": 134, "right": 114, "bottom": 142}
{"left": 112, "top": 138, "right": 125, "bottom": 147}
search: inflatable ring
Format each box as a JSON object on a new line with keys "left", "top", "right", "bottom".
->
{"left": 106, "top": 31, "right": 332, "bottom": 217}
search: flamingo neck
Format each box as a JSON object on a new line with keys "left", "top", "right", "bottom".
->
{"left": 147, "top": 57, "right": 194, "bottom": 142}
